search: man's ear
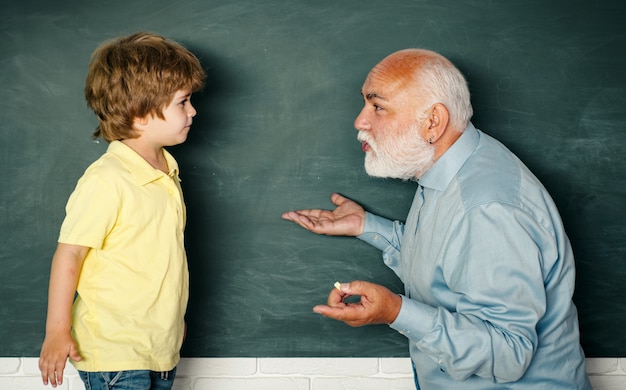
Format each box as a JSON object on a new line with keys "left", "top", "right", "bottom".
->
{"left": 426, "top": 103, "right": 450, "bottom": 144}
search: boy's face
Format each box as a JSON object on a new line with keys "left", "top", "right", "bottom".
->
{"left": 140, "top": 89, "right": 197, "bottom": 147}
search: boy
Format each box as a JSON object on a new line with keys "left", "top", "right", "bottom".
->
{"left": 39, "top": 32, "right": 205, "bottom": 389}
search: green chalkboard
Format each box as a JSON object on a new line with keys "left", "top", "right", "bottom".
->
{"left": 1, "top": 0, "right": 625, "bottom": 358}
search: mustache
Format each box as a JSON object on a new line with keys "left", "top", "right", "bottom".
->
{"left": 357, "top": 131, "right": 374, "bottom": 146}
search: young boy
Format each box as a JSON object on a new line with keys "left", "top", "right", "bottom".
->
{"left": 39, "top": 32, "right": 205, "bottom": 389}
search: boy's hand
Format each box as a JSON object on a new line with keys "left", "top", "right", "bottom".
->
{"left": 39, "top": 332, "right": 82, "bottom": 387}
{"left": 39, "top": 243, "right": 88, "bottom": 386}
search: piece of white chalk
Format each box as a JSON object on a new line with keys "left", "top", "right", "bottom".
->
{"left": 334, "top": 281, "right": 342, "bottom": 291}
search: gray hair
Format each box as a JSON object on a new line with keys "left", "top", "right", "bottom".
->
{"left": 413, "top": 50, "right": 473, "bottom": 131}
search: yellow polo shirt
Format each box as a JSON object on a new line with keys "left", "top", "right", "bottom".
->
{"left": 59, "top": 141, "right": 188, "bottom": 372}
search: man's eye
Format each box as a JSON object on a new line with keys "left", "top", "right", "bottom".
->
{"left": 374, "top": 104, "right": 383, "bottom": 111}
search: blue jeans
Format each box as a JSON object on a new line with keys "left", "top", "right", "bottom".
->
{"left": 78, "top": 368, "right": 176, "bottom": 390}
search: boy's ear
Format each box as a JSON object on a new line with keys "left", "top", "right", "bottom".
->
{"left": 133, "top": 116, "right": 149, "bottom": 127}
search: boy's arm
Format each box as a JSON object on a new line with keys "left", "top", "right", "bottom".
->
{"left": 39, "top": 243, "right": 88, "bottom": 388}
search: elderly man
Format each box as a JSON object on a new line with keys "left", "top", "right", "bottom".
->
{"left": 282, "top": 49, "right": 591, "bottom": 389}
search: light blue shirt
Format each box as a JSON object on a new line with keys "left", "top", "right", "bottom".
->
{"left": 358, "top": 124, "right": 591, "bottom": 389}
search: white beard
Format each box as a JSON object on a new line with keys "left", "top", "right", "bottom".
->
{"left": 358, "top": 125, "right": 435, "bottom": 181}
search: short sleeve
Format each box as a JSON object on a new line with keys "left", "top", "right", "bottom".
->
{"left": 58, "top": 165, "right": 121, "bottom": 249}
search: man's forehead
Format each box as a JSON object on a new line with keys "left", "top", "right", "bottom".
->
{"left": 361, "top": 66, "right": 412, "bottom": 101}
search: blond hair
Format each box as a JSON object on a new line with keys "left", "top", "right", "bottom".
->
{"left": 85, "top": 32, "right": 206, "bottom": 142}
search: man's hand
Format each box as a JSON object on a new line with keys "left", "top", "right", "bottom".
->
{"left": 313, "top": 280, "right": 402, "bottom": 327}
{"left": 282, "top": 193, "right": 365, "bottom": 237}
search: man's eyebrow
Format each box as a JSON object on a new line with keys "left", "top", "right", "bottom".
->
{"left": 360, "top": 90, "right": 388, "bottom": 101}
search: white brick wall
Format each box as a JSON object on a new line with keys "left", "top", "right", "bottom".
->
{"left": 1, "top": 357, "right": 624, "bottom": 389}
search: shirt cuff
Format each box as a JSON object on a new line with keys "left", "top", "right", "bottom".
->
{"left": 389, "top": 295, "right": 438, "bottom": 341}
{"left": 357, "top": 212, "right": 396, "bottom": 252}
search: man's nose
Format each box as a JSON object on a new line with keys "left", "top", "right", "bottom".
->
{"left": 354, "top": 106, "right": 370, "bottom": 131}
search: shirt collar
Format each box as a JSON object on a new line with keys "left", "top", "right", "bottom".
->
{"left": 107, "top": 141, "right": 180, "bottom": 186}
{"left": 418, "top": 122, "right": 479, "bottom": 191}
